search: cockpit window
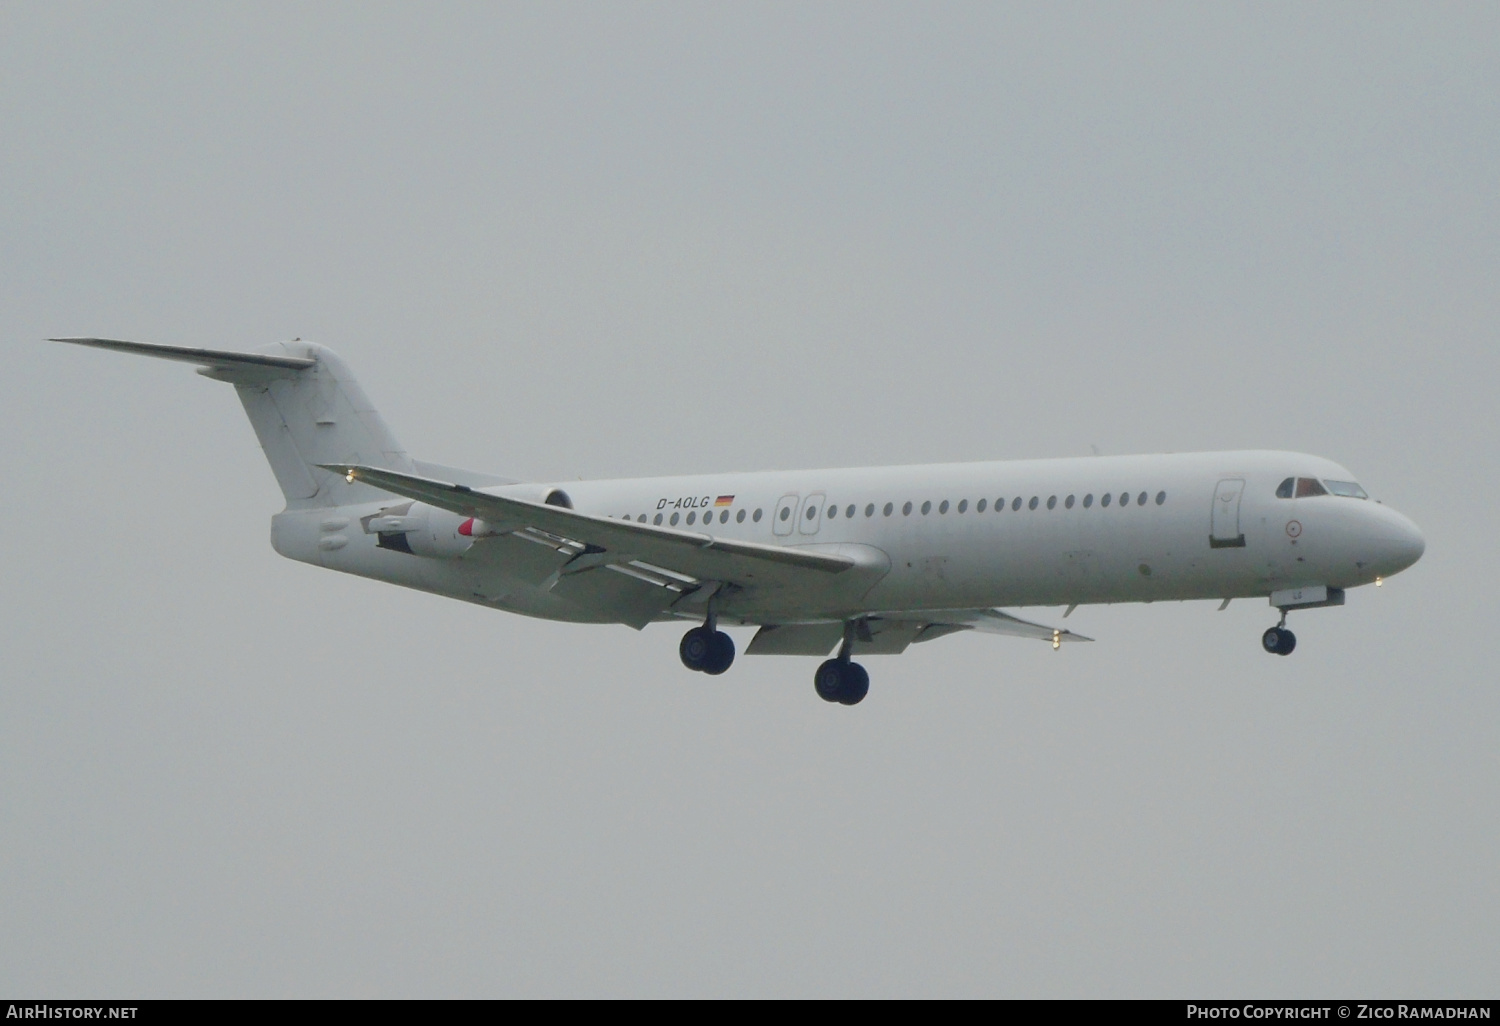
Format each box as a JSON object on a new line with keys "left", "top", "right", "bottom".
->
{"left": 1294, "top": 477, "right": 1328, "bottom": 498}
{"left": 1323, "top": 480, "right": 1368, "bottom": 499}
{"left": 1276, "top": 477, "right": 1295, "bottom": 499}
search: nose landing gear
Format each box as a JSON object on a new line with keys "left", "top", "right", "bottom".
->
{"left": 1261, "top": 625, "right": 1296, "bottom": 655}
{"left": 814, "top": 621, "right": 870, "bottom": 705}
{"left": 1261, "top": 610, "right": 1296, "bottom": 656}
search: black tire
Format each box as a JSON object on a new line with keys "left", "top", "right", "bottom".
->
{"left": 837, "top": 662, "right": 869, "bottom": 705}
{"left": 680, "top": 626, "right": 713, "bottom": 671}
{"left": 1277, "top": 628, "right": 1296, "bottom": 656}
{"left": 702, "top": 631, "right": 736, "bottom": 675}
{"left": 1262, "top": 626, "right": 1284, "bottom": 654}
{"left": 814, "top": 659, "right": 846, "bottom": 702}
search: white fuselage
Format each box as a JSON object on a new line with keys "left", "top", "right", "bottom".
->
{"left": 275, "top": 449, "right": 1425, "bottom": 627}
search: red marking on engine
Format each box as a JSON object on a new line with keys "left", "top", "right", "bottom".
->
{"left": 459, "top": 518, "right": 474, "bottom": 536}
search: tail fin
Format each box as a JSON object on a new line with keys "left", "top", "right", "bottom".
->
{"left": 52, "top": 337, "right": 415, "bottom": 508}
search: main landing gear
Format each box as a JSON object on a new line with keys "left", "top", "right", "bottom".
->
{"left": 814, "top": 622, "right": 870, "bottom": 705}
{"left": 680, "top": 625, "right": 735, "bottom": 675}
{"left": 679, "top": 597, "right": 735, "bottom": 675}
{"left": 1261, "top": 612, "right": 1297, "bottom": 656}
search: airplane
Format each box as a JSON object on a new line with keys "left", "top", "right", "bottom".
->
{"left": 51, "top": 337, "right": 1425, "bottom": 705}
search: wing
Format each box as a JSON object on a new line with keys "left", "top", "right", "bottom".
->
{"left": 325, "top": 464, "right": 886, "bottom": 628}
{"left": 747, "top": 608, "right": 1091, "bottom": 657}
{"left": 924, "top": 607, "right": 1092, "bottom": 645}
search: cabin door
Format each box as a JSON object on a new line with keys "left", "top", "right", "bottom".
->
{"left": 1210, "top": 479, "right": 1246, "bottom": 548}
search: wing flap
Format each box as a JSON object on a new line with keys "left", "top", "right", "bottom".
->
{"left": 550, "top": 564, "right": 682, "bottom": 630}
{"left": 744, "top": 608, "right": 1088, "bottom": 659}
{"left": 910, "top": 608, "right": 1092, "bottom": 644}
{"left": 745, "top": 622, "right": 845, "bottom": 656}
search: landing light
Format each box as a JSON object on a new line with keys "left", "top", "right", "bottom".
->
{"left": 1052, "top": 630, "right": 1061, "bottom": 651}
{"left": 1376, "top": 576, "right": 1383, "bottom": 588}
{"left": 346, "top": 469, "right": 356, "bottom": 483}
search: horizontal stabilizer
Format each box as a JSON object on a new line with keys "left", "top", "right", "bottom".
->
{"left": 51, "top": 337, "right": 314, "bottom": 380}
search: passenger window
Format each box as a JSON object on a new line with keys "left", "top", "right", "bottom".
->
{"left": 827, "top": 505, "right": 837, "bottom": 518}
{"left": 1065, "top": 495, "right": 1075, "bottom": 509}
{"left": 846, "top": 504, "right": 856, "bottom": 518}
{"left": 686, "top": 511, "right": 696, "bottom": 525}
{"left": 958, "top": 499, "right": 968, "bottom": 513}
{"left": 1101, "top": 493, "right": 1111, "bottom": 507}
{"left": 638, "top": 514, "right": 647, "bottom": 523}
{"left": 903, "top": 502, "right": 913, "bottom": 516}
{"left": 1046, "top": 496, "right": 1057, "bottom": 510}
{"left": 805, "top": 506, "right": 816, "bottom": 520}
{"left": 938, "top": 500, "right": 949, "bottom": 514}
{"left": 754, "top": 509, "right": 763, "bottom": 522}
{"left": 1295, "top": 477, "right": 1328, "bottom": 498}
{"left": 736, "top": 509, "right": 746, "bottom": 523}
{"left": 654, "top": 513, "right": 664, "bottom": 525}
{"left": 1012, "top": 497, "right": 1022, "bottom": 511}
{"left": 1119, "top": 492, "right": 1129, "bottom": 506}
{"left": 721, "top": 510, "right": 730, "bottom": 523}
{"left": 779, "top": 507, "right": 791, "bottom": 521}
{"left": 865, "top": 503, "right": 875, "bottom": 517}
{"left": 977, "top": 498, "right": 987, "bottom": 512}
{"left": 1276, "top": 477, "right": 1295, "bottom": 499}
{"left": 884, "top": 502, "right": 894, "bottom": 517}
{"left": 1083, "top": 494, "right": 1093, "bottom": 508}
{"left": 670, "top": 512, "right": 680, "bottom": 525}
{"left": 1138, "top": 492, "right": 1148, "bottom": 506}
{"left": 1155, "top": 491, "right": 1166, "bottom": 506}
{"left": 921, "top": 500, "right": 932, "bottom": 515}
{"left": 1028, "top": 496, "right": 1039, "bottom": 510}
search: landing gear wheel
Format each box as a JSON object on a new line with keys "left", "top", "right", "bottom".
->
{"left": 837, "top": 662, "right": 869, "bottom": 705}
{"left": 681, "top": 627, "right": 735, "bottom": 674}
{"left": 1261, "top": 626, "right": 1297, "bottom": 656}
{"left": 1275, "top": 627, "right": 1295, "bottom": 655}
{"left": 813, "top": 659, "right": 869, "bottom": 704}
{"left": 814, "top": 659, "right": 846, "bottom": 703}
{"left": 702, "top": 631, "right": 735, "bottom": 675}
{"left": 1261, "top": 627, "right": 1281, "bottom": 654}
{"left": 680, "top": 627, "right": 713, "bottom": 671}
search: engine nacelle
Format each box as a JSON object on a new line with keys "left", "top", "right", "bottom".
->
{"left": 361, "top": 484, "right": 567, "bottom": 559}
{"left": 492, "top": 484, "right": 574, "bottom": 509}
{"left": 364, "top": 502, "right": 477, "bottom": 559}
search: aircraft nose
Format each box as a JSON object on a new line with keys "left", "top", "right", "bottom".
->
{"left": 1376, "top": 508, "right": 1425, "bottom": 576}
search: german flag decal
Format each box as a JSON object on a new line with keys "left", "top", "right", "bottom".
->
{"left": 715, "top": 495, "right": 735, "bottom": 507}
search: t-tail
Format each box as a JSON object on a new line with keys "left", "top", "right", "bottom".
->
{"left": 51, "top": 337, "right": 416, "bottom": 510}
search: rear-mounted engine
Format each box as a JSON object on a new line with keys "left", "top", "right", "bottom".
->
{"left": 361, "top": 501, "right": 490, "bottom": 558}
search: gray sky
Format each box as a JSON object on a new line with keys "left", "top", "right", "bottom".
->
{"left": 2, "top": 2, "right": 1496, "bottom": 997}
